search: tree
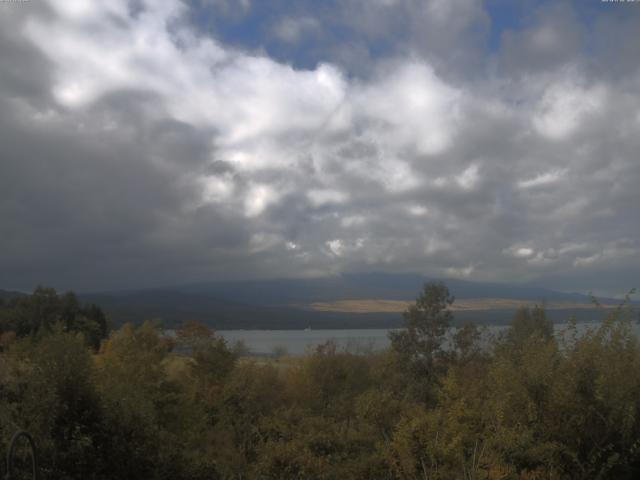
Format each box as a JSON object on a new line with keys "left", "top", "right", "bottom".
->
{"left": 504, "top": 305, "right": 553, "bottom": 347}
{"left": 453, "top": 321, "right": 483, "bottom": 363}
{"left": 0, "top": 286, "right": 109, "bottom": 350}
{"left": 9, "top": 332, "right": 106, "bottom": 479}
{"left": 96, "top": 322, "right": 185, "bottom": 479}
{"left": 389, "top": 282, "right": 454, "bottom": 401}
{"left": 175, "top": 321, "right": 237, "bottom": 404}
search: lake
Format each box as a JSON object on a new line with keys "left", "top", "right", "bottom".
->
{"left": 217, "top": 322, "right": 637, "bottom": 355}
{"left": 219, "top": 329, "right": 394, "bottom": 355}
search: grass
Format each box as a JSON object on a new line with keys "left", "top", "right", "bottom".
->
{"left": 309, "top": 298, "right": 614, "bottom": 314}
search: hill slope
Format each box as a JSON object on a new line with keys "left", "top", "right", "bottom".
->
{"left": 75, "top": 274, "right": 627, "bottom": 329}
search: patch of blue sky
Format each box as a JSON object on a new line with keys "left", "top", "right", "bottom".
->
{"left": 187, "top": 1, "right": 399, "bottom": 73}
{"left": 185, "top": 0, "right": 633, "bottom": 70}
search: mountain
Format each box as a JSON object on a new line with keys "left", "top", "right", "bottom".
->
{"left": 0, "top": 289, "right": 26, "bottom": 301}
{"left": 75, "top": 274, "right": 630, "bottom": 329}
{"left": 151, "top": 273, "right": 600, "bottom": 305}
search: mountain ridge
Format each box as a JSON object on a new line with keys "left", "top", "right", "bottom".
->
{"left": 4, "top": 276, "right": 634, "bottom": 329}
{"left": 84, "top": 273, "right": 615, "bottom": 305}
{"left": 72, "top": 274, "right": 633, "bottom": 328}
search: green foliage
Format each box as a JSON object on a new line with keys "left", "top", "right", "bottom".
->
{"left": 96, "top": 321, "right": 210, "bottom": 480}
{"left": 504, "top": 305, "right": 554, "bottom": 347}
{"left": 2, "top": 332, "right": 106, "bottom": 479}
{"left": 453, "top": 321, "right": 484, "bottom": 363}
{"left": 390, "top": 282, "right": 454, "bottom": 364}
{"left": 1, "top": 283, "right": 639, "bottom": 479}
{"left": 389, "top": 281, "right": 455, "bottom": 403}
{"left": 0, "top": 286, "right": 109, "bottom": 350}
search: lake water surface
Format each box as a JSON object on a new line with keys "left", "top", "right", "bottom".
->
{"left": 219, "top": 329, "right": 394, "bottom": 355}
{"left": 218, "top": 322, "right": 638, "bottom": 355}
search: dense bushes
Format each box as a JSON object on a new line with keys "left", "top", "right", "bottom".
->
{"left": 1, "top": 284, "right": 639, "bottom": 479}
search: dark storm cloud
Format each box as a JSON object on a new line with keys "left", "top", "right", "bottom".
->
{"left": 0, "top": 87, "right": 252, "bottom": 290}
{"left": 0, "top": 0, "right": 639, "bottom": 296}
{"left": 0, "top": 3, "right": 54, "bottom": 107}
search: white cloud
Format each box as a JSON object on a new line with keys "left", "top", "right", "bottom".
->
{"left": 527, "top": 249, "right": 558, "bottom": 267}
{"left": 573, "top": 253, "right": 601, "bottom": 268}
{"left": 272, "top": 16, "right": 320, "bottom": 43}
{"left": 456, "top": 164, "right": 479, "bottom": 190}
{"left": 355, "top": 61, "right": 461, "bottom": 155}
{"left": 26, "top": 1, "right": 348, "bottom": 152}
{"left": 200, "top": 175, "right": 235, "bottom": 203}
{"left": 408, "top": 205, "right": 428, "bottom": 216}
{"left": 445, "top": 264, "right": 475, "bottom": 278}
{"left": 532, "top": 76, "right": 607, "bottom": 140}
{"left": 504, "top": 246, "right": 535, "bottom": 259}
{"left": 341, "top": 215, "right": 366, "bottom": 227}
{"left": 518, "top": 168, "right": 567, "bottom": 188}
{"left": 326, "top": 239, "right": 345, "bottom": 257}
{"left": 244, "top": 184, "right": 278, "bottom": 217}
{"left": 340, "top": 152, "right": 422, "bottom": 193}
{"left": 573, "top": 243, "right": 638, "bottom": 268}
{"left": 308, "top": 189, "right": 349, "bottom": 207}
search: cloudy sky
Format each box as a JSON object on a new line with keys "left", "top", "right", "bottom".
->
{"left": 1, "top": 0, "right": 639, "bottom": 295}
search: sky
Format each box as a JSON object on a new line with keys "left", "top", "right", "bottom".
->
{"left": 0, "top": 0, "right": 639, "bottom": 296}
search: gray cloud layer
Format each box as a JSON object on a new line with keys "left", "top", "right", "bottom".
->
{"left": 0, "top": 0, "right": 639, "bottom": 295}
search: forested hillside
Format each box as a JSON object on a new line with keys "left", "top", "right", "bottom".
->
{"left": 1, "top": 284, "right": 640, "bottom": 479}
